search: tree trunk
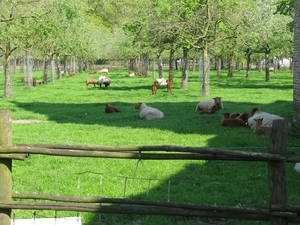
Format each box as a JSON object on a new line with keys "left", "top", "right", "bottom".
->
{"left": 50, "top": 55, "right": 55, "bottom": 82}
{"left": 142, "top": 54, "right": 149, "bottom": 78}
{"left": 78, "top": 58, "right": 83, "bottom": 73}
{"left": 181, "top": 47, "right": 189, "bottom": 90}
{"left": 192, "top": 58, "right": 196, "bottom": 72}
{"left": 70, "top": 56, "right": 76, "bottom": 73}
{"left": 24, "top": 51, "right": 32, "bottom": 88}
{"left": 246, "top": 50, "right": 252, "bottom": 78}
{"left": 168, "top": 49, "right": 175, "bottom": 82}
{"left": 12, "top": 57, "right": 16, "bottom": 75}
{"left": 56, "top": 53, "right": 62, "bottom": 79}
{"left": 4, "top": 52, "right": 12, "bottom": 98}
{"left": 63, "top": 55, "right": 68, "bottom": 77}
{"left": 202, "top": 47, "right": 210, "bottom": 97}
{"left": 227, "top": 52, "right": 234, "bottom": 77}
{"left": 129, "top": 57, "right": 138, "bottom": 72}
{"left": 274, "top": 57, "right": 279, "bottom": 74}
{"left": 265, "top": 50, "right": 271, "bottom": 82}
{"left": 157, "top": 53, "right": 163, "bottom": 78}
{"left": 293, "top": 0, "right": 300, "bottom": 126}
{"left": 217, "top": 56, "right": 221, "bottom": 76}
{"left": 43, "top": 53, "right": 49, "bottom": 84}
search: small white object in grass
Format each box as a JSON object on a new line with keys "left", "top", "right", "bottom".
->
{"left": 294, "top": 163, "right": 300, "bottom": 173}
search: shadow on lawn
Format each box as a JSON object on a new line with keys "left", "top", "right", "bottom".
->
{"left": 83, "top": 160, "right": 268, "bottom": 225}
{"left": 10, "top": 99, "right": 294, "bottom": 134}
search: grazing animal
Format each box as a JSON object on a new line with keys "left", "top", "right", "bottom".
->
{"left": 253, "top": 118, "right": 272, "bottom": 135}
{"left": 86, "top": 78, "right": 99, "bottom": 87}
{"left": 69, "top": 72, "right": 76, "bottom": 77}
{"left": 247, "top": 107, "right": 289, "bottom": 130}
{"left": 105, "top": 104, "right": 121, "bottom": 113}
{"left": 156, "top": 78, "right": 167, "bottom": 86}
{"left": 98, "top": 76, "right": 111, "bottom": 88}
{"left": 135, "top": 102, "right": 164, "bottom": 120}
{"left": 97, "top": 68, "right": 109, "bottom": 74}
{"left": 89, "top": 71, "right": 97, "bottom": 74}
{"left": 166, "top": 79, "right": 172, "bottom": 92}
{"left": 221, "top": 112, "right": 247, "bottom": 127}
{"left": 196, "top": 97, "right": 223, "bottom": 112}
{"left": 20, "top": 77, "right": 37, "bottom": 87}
{"left": 199, "top": 105, "right": 218, "bottom": 114}
{"left": 151, "top": 81, "right": 158, "bottom": 95}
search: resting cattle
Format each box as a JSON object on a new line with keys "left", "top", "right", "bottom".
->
{"left": 97, "top": 68, "right": 109, "bottom": 74}
{"left": 105, "top": 104, "right": 121, "bottom": 113}
{"left": 135, "top": 102, "right": 164, "bottom": 120}
{"left": 221, "top": 113, "right": 247, "bottom": 127}
{"left": 196, "top": 97, "right": 223, "bottom": 112}
{"left": 253, "top": 118, "right": 272, "bottom": 135}
{"left": 199, "top": 105, "right": 218, "bottom": 114}
{"left": 247, "top": 107, "right": 290, "bottom": 130}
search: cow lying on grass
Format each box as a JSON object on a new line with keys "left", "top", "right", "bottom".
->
{"left": 97, "top": 68, "right": 109, "bottom": 74}
{"left": 221, "top": 112, "right": 247, "bottom": 127}
{"left": 196, "top": 97, "right": 223, "bottom": 112}
{"left": 105, "top": 104, "right": 121, "bottom": 113}
{"left": 134, "top": 102, "right": 164, "bottom": 120}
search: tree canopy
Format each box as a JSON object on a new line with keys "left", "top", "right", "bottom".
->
{"left": 0, "top": 0, "right": 294, "bottom": 97}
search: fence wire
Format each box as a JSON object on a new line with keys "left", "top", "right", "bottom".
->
{"left": 9, "top": 136, "right": 300, "bottom": 225}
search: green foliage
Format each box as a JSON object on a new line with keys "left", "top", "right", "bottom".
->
{"left": 275, "top": 0, "right": 295, "bottom": 16}
{"left": 0, "top": 68, "right": 299, "bottom": 224}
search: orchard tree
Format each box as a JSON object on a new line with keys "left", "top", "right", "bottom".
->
{"left": 0, "top": 0, "right": 52, "bottom": 98}
{"left": 174, "top": 0, "right": 243, "bottom": 96}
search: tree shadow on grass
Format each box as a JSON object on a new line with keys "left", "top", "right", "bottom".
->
{"left": 82, "top": 159, "right": 270, "bottom": 225}
{"left": 10, "top": 99, "right": 299, "bottom": 150}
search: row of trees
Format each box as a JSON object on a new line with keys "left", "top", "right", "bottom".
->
{"left": 0, "top": 0, "right": 294, "bottom": 98}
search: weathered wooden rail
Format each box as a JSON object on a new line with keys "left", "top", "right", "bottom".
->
{"left": 0, "top": 109, "right": 298, "bottom": 224}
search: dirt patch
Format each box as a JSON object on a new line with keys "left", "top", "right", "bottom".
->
{"left": 12, "top": 120, "right": 48, "bottom": 124}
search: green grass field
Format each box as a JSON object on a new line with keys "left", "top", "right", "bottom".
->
{"left": 0, "top": 67, "right": 300, "bottom": 225}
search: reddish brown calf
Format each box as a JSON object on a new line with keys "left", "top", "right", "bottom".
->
{"left": 166, "top": 79, "right": 172, "bottom": 92}
{"left": 105, "top": 104, "right": 121, "bottom": 113}
{"left": 151, "top": 81, "right": 158, "bottom": 95}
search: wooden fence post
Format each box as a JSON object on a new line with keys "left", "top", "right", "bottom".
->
{"left": 0, "top": 110, "right": 12, "bottom": 225}
{"left": 268, "top": 119, "right": 289, "bottom": 225}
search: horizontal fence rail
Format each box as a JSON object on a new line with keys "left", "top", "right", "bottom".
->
{"left": 0, "top": 145, "right": 288, "bottom": 162}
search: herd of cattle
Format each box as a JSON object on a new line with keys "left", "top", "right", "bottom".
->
{"left": 105, "top": 96, "right": 291, "bottom": 136}
{"left": 18, "top": 69, "right": 291, "bottom": 135}
{"left": 87, "top": 69, "right": 172, "bottom": 94}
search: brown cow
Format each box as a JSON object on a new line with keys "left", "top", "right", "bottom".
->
{"left": 105, "top": 104, "right": 121, "bottom": 113}
{"left": 151, "top": 81, "right": 158, "bottom": 95}
{"left": 166, "top": 79, "right": 172, "bottom": 92}
{"left": 86, "top": 78, "right": 98, "bottom": 87}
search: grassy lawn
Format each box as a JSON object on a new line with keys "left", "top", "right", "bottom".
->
{"left": 0, "top": 67, "right": 300, "bottom": 225}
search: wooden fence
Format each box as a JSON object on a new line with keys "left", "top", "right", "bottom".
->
{"left": 1, "top": 109, "right": 300, "bottom": 225}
